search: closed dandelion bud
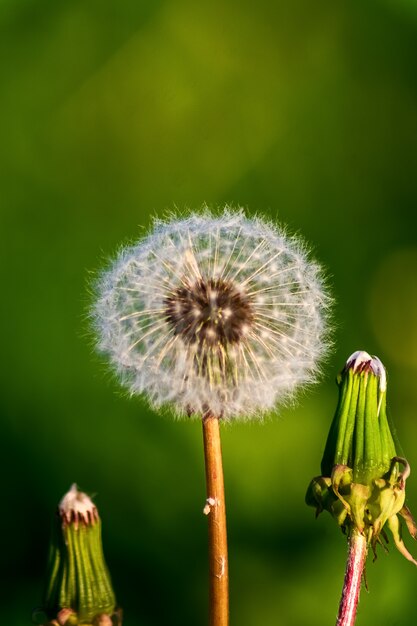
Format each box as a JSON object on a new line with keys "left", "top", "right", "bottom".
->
{"left": 40, "top": 484, "right": 119, "bottom": 625}
{"left": 306, "top": 351, "right": 417, "bottom": 563}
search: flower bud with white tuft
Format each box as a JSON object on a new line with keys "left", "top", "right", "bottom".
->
{"left": 306, "top": 351, "right": 417, "bottom": 563}
{"left": 39, "top": 484, "right": 120, "bottom": 625}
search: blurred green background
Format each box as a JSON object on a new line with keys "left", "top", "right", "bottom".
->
{"left": 2, "top": 0, "right": 417, "bottom": 624}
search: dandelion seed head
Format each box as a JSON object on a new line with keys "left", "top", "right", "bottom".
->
{"left": 92, "top": 208, "right": 332, "bottom": 420}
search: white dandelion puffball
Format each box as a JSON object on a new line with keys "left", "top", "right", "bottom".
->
{"left": 93, "top": 209, "right": 331, "bottom": 420}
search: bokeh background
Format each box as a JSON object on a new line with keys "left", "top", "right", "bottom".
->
{"left": 2, "top": 1, "right": 417, "bottom": 624}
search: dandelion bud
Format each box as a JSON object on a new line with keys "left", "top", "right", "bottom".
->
{"left": 306, "top": 351, "right": 417, "bottom": 563}
{"left": 92, "top": 209, "right": 331, "bottom": 420}
{"left": 40, "top": 484, "right": 119, "bottom": 625}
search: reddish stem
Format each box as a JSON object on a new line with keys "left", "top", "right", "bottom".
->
{"left": 202, "top": 415, "right": 229, "bottom": 626}
{"left": 336, "top": 529, "right": 368, "bottom": 626}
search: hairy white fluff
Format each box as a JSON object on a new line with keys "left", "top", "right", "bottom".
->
{"left": 92, "top": 209, "right": 331, "bottom": 420}
{"left": 59, "top": 484, "right": 98, "bottom": 526}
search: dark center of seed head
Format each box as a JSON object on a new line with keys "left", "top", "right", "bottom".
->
{"left": 164, "top": 278, "right": 254, "bottom": 348}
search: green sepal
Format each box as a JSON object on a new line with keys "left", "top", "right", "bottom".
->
{"left": 321, "top": 367, "right": 396, "bottom": 485}
{"left": 43, "top": 514, "right": 116, "bottom": 623}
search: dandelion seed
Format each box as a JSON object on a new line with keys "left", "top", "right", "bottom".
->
{"left": 92, "top": 208, "right": 331, "bottom": 420}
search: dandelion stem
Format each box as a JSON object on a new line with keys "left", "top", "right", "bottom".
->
{"left": 202, "top": 414, "right": 229, "bottom": 626}
{"left": 336, "top": 529, "right": 367, "bottom": 626}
